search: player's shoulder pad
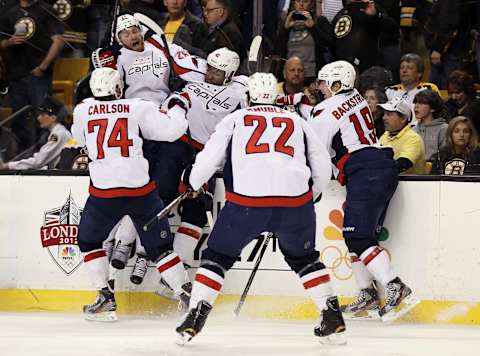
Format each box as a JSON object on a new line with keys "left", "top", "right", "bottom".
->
{"left": 231, "top": 75, "right": 248, "bottom": 87}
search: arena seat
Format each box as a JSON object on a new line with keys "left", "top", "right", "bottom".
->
{"left": 52, "top": 58, "right": 90, "bottom": 108}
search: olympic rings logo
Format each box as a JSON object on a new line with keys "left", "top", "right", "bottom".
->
{"left": 320, "top": 245, "right": 392, "bottom": 281}
{"left": 320, "top": 245, "right": 352, "bottom": 281}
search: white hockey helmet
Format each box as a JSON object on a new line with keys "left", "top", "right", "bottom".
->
{"left": 207, "top": 47, "right": 240, "bottom": 84}
{"left": 317, "top": 60, "right": 356, "bottom": 95}
{"left": 115, "top": 14, "right": 142, "bottom": 43}
{"left": 90, "top": 67, "right": 124, "bottom": 99}
{"left": 248, "top": 72, "right": 279, "bottom": 105}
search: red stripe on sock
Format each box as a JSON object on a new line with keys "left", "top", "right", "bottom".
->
{"left": 84, "top": 250, "right": 107, "bottom": 262}
{"left": 303, "top": 274, "right": 330, "bottom": 289}
{"left": 157, "top": 256, "right": 181, "bottom": 273}
{"left": 362, "top": 246, "right": 383, "bottom": 266}
{"left": 195, "top": 273, "right": 222, "bottom": 291}
{"left": 177, "top": 226, "right": 201, "bottom": 240}
{"left": 350, "top": 255, "right": 361, "bottom": 263}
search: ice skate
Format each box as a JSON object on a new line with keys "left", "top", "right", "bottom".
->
{"left": 176, "top": 282, "right": 192, "bottom": 312}
{"left": 155, "top": 277, "right": 176, "bottom": 300}
{"left": 380, "top": 277, "right": 420, "bottom": 323}
{"left": 341, "top": 283, "right": 380, "bottom": 320}
{"left": 175, "top": 300, "right": 212, "bottom": 345}
{"left": 83, "top": 288, "right": 117, "bottom": 322}
{"left": 314, "top": 296, "right": 347, "bottom": 346}
{"left": 110, "top": 241, "right": 133, "bottom": 270}
{"left": 130, "top": 254, "right": 148, "bottom": 285}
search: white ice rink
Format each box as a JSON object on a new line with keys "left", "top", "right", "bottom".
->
{"left": 1, "top": 312, "right": 479, "bottom": 356}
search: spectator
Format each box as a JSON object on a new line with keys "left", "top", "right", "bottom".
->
{"left": 445, "top": 70, "right": 480, "bottom": 135}
{"left": 86, "top": 0, "right": 114, "bottom": 49}
{"left": 413, "top": 90, "right": 448, "bottom": 160}
{"left": 0, "top": 125, "right": 19, "bottom": 162}
{"left": 363, "top": 86, "right": 387, "bottom": 138}
{"left": 122, "top": 0, "right": 164, "bottom": 23}
{"left": 379, "top": 97, "right": 426, "bottom": 174}
{"left": 430, "top": 116, "right": 480, "bottom": 175}
{"left": 330, "top": 0, "right": 390, "bottom": 74}
{"left": 385, "top": 53, "right": 439, "bottom": 124}
{"left": 0, "top": 96, "right": 72, "bottom": 170}
{"left": 274, "top": 0, "right": 330, "bottom": 83}
{"left": 202, "top": 0, "right": 245, "bottom": 60}
{"left": 278, "top": 56, "right": 305, "bottom": 95}
{"left": 0, "top": 0, "right": 64, "bottom": 152}
{"left": 159, "top": 0, "right": 208, "bottom": 57}
{"left": 358, "top": 65, "right": 393, "bottom": 95}
{"left": 319, "top": 0, "right": 343, "bottom": 23}
{"left": 424, "top": 0, "right": 474, "bottom": 89}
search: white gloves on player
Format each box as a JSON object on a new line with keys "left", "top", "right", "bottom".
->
{"left": 164, "top": 92, "right": 191, "bottom": 112}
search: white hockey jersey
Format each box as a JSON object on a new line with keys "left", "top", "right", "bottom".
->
{"left": 308, "top": 89, "right": 379, "bottom": 167}
{"left": 180, "top": 75, "right": 248, "bottom": 147}
{"left": 117, "top": 34, "right": 206, "bottom": 105}
{"left": 72, "top": 97, "right": 187, "bottom": 197}
{"left": 189, "top": 105, "right": 332, "bottom": 207}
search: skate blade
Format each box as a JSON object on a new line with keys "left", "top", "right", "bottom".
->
{"left": 318, "top": 331, "right": 347, "bottom": 346}
{"left": 343, "top": 309, "right": 380, "bottom": 321}
{"left": 175, "top": 331, "right": 194, "bottom": 346}
{"left": 84, "top": 311, "right": 118, "bottom": 322}
{"left": 381, "top": 295, "right": 420, "bottom": 324}
{"left": 155, "top": 286, "right": 177, "bottom": 301}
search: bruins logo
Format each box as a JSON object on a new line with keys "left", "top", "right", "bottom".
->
{"left": 15, "top": 17, "right": 35, "bottom": 40}
{"left": 444, "top": 158, "right": 466, "bottom": 175}
{"left": 334, "top": 15, "right": 352, "bottom": 38}
{"left": 53, "top": 0, "right": 73, "bottom": 21}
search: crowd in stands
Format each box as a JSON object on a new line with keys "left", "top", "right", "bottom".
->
{"left": 1, "top": 0, "right": 480, "bottom": 176}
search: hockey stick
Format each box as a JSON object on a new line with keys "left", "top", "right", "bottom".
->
{"left": 247, "top": 35, "right": 262, "bottom": 74}
{"left": 143, "top": 191, "right": 190, "bottom": 231}
{"left": 109, "top": 0, "right": 121, "bottom": 46}
{"left": 234, "top": 232, "right": 272, "bottom": 316}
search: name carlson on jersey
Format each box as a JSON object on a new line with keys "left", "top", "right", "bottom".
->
{"left": 185, "top": 82, "right": 233, "bottom": 110}
{"left": 331, "top": 93, "right": 365, "bottom": 119}
{"left": 88, "top": 103, "right": 130, "bottom": 115}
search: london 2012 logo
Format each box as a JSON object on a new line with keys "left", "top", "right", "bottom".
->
{"left": 40, "top": 194, "right": 83, "bottom": 275}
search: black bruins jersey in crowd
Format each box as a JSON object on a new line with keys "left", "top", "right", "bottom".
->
{"left": 331, "top": 1, "right": 384, "bottom": 73}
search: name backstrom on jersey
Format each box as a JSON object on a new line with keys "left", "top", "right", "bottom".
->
{"left": 331, "top": 93, "right": 365, "bottom": 119}
{"left": 88, "top": 104, "right": 130, "bottom": 115}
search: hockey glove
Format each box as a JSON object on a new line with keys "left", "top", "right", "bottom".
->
{"left": 165, "top": 92, "right": 191, "bottom": 112}
{"left": 179, "top": 165, "right": 207, "bottom": 199}
{"left": 275, "top": 93, "right": 310, "bottom": 107}
{"left": 91, "top": 46, "right": 119, "bottom": 69}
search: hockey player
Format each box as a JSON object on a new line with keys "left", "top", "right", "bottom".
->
{"left": 308, "top": 60, "right": 419, "bottom": 322}
{"left": 92, "top": 13, "right": 207, "bottom": 285}
{"left": 72, "top": 67, "right": 191, "bottom": 322}
{"left": 175, "top": 73, "right": 346, "bottom": 345}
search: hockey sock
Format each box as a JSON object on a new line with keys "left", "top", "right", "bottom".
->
{"left": 300, "top": 268, "right": 333, "bottom": 311}
{"left": 360, "top": 246, "right": 395, "bottom": 286}
{"left": 83, "top": 249, "right": 109, "bottom": 290}
{"left": 349, "top": 252, "right": 374, "bottom": 289}
{"left": 173, "top": 222, "right": 202, "bottom": 267}
{"left": 156, "top": 251, "right": 188, "bottom": 293}
{"left": 190, "top": 267, "right": 224, "bottom": 309}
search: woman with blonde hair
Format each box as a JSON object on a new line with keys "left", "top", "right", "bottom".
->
{"left": 431, "top": 116, "right": 480, "bottom": 175}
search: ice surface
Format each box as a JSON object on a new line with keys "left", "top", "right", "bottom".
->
{"left": 1, "top": 312, "right": 479, "bottom": 356}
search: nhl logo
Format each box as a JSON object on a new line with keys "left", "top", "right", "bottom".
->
{"left": 40, "top": 194, "right": 83, "bottom": 275}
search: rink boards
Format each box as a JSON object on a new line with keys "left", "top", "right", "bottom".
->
{"left": 0, "top": 174, "right": 480, "bottom": 325}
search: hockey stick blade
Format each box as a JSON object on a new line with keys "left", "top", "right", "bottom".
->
{"left": 248, "top": 35, "right": 262, "bottom": 62}
{"left": 234, "top": 232, "right": 272, "bottom": 316}
{"left": 133, "top": 12, "right": 165, "bottom": 38}
{"left": 143, "top": 192, "right": 188, "bottom": 231}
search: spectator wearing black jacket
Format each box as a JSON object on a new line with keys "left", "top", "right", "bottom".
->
{"left": 202, "top": 0, "right": 245, "bottom": 60}
{"left": 158, "top": 0, "right": 208, "bottom": 57}
{"left": 424, "top": 0, "right": 474, "bottom": 88}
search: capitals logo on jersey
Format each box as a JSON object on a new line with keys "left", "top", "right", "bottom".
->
{"left": 127, "top": 54, "right": 168, "bottom": 78}
{"left": 40, "top": 194, "right": 83, "bottom": 275}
